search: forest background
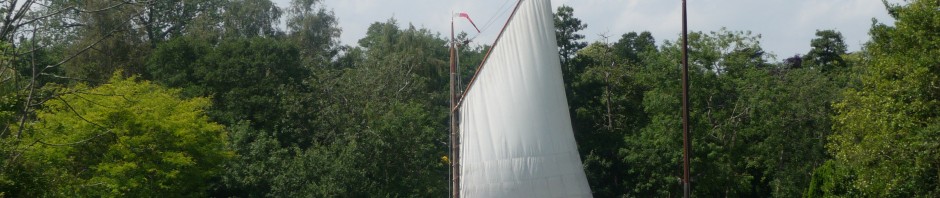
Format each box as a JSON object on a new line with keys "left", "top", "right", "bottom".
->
{"left": 1, "top": 0, "right": 939, "bottom": 197}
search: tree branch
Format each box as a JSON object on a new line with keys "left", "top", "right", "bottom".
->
{"left": 32, "top": 95, "right": 115, "bottom": 147}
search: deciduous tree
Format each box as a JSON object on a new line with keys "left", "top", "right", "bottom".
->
{"left": 827, "top": 0, "right": 940, "bottom": 196}
{"left": 12, "top": 73, "right": 230, "bottom": 196}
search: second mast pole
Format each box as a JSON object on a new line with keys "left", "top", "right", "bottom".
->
{"left": 681, "top": 0, "right": 692, "bottom": 197}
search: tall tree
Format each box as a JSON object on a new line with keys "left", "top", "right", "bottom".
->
{"left": 30, "top": 0, "right": 223, "bottom": 83}
{"left": 221, "top": 0, "right": 283, "bottom": 38}
{"left": 619, "top": 28, "right": 833, "bottom": 197}
{"left": 613, "top": 31, "right": 657, "bottom": 64}
{"left": 568, "top": 41, "right": 648, "bottom": 197}
{"left": 287, "top": 0, "right": 341, "bottom": 66}
{"left": 63, "top": 0, "right": 149, "bottom": 83}
{"left": 146, "top": 36, "right": 328, "bottom": 197}
{"left": 313, "top": 20, "right": 450, "bottom": 196}
{"left": 826, "top": 0, "right": 940, "bottom": 196}
{"left": 627, "top": 29, "right": 763, "bottom": 196}
{"left": 134, "top": 0, "right": 224, "bottom": 48}
{"left": 803, "top": 30, "right": 847, "bottom": 73}
{"left": 147, "top": 37, "right": 311, "bottom": 145}
{"left": 554, "top": 5, "right": 587, "bottom": 77}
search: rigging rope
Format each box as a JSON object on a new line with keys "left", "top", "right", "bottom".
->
{"left": 471, "top": 0, "right": 516, "bottom": 42}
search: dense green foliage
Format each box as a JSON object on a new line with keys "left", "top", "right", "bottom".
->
{"left": 814, "top": 1, "right": 940, "bottom": 197}
{"left": 0, "top": 0, "right": 937, "bottom": 197}
{"left": 8, "top": 74, "right": 230, "bottom": 197}
{"left": 555, "top": 4, "right": 588, "bottom": 76}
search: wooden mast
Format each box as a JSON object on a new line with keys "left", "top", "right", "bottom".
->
{"left": 681, "top": 0, "right": 692, "bottom": 197}
{"left": 449, "top": 14, "right": 460, "bottom": 198}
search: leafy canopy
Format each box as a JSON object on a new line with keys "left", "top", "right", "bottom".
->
{"left": 827, "top": 0, "right": 940, "bottom": 197}
{"left": 20, "top": 73, "right": 231, "bottom": 197}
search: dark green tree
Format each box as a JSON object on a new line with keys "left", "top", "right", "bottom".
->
{"left": 613, "top": 31, "right": 657, "bottom": 64}
{"left": 287, "top": 0, "right": 342, "bottom": 66}
{"left": 554, "top": 5, "right": 588, "bottom": 78}
{"left": 301, "top": 19, "right": 451, "bottom": 196}
{"left": 134, "top": 0, "right": 224, "bottom": 47}
{"left": 617, "top": 28, "right": 832, "bottom": 197}
{"left": 146, "top": 35, "right": 331, "bottom": 197}
{"left": 147, "top": 37, "right": 312, "bottom": 145}
{"left": 803, "top": 30, "right": 847, "bottom": 73}
{"left": 221, "top": 0, "right": 283, "bottom": 38}
{"left": 783, "top": 54, "right": 803, "bottom": 69}
{"left": 568, "top": 41, "right": 648, "bottom": 197}
{"left": 58, "top": 0, "right": 149, "bottom": 83}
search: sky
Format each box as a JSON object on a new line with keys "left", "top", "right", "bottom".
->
{"left": 272, "top": 0, "right": 902, "bottom": 61}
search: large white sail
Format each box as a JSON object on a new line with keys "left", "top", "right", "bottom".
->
{"left": 457, "top": 0, "right": 592, "bottom": 197}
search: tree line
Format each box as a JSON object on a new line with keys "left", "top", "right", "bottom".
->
{"left": 0, "top": 0, "right": 938, "bottom": 197}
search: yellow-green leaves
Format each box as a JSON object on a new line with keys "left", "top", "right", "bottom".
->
{"left": 23, "top": 73, "right": 231, "bottom": 197}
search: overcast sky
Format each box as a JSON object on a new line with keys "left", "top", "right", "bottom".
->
{"left": 272, "top": 0, "right": 901, "bottom": 60}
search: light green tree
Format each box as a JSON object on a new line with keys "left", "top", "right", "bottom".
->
{"left": 15, "top": 73, "right": 231, "bottom": 197}
{"left": 827, "top": 0, "right": 940, "bottom": 197}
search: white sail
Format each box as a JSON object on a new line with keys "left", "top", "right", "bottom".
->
{"left": 458, "top": 0, "right": 592, "bottom": 197}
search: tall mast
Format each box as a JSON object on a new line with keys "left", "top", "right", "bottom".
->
{"left": 681, "top": 0, "right": 692, "bottom": 197}
{"left": 449, "top": 14, "right": 460, "bottom": 198}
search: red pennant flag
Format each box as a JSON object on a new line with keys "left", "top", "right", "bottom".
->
{"left": 457, "top": 12, "right": 481, "bottom": 33}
